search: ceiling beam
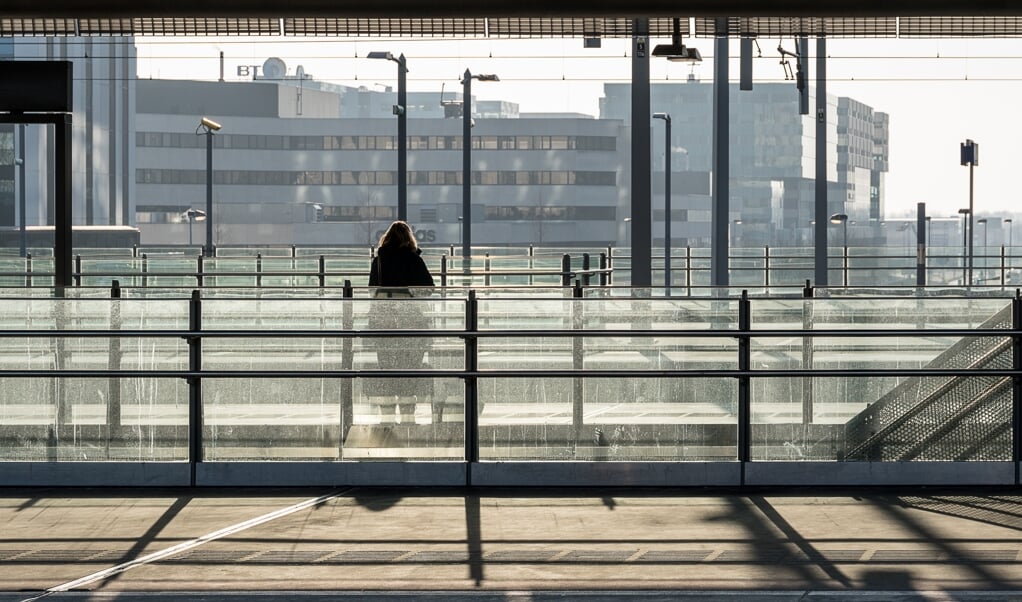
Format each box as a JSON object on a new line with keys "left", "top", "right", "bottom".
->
{"left": 5, "top": 0, "right": 1022, "bottom": 18}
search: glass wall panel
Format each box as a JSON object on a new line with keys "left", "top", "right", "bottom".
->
{"left": 478, "top": 377, "right": 737, "bottom": 461}
{"left": 0, "top": 377, "right": 188, "bottom": 461}
{"left": 750, "top": 297, "right": 1012, "bottom": 461}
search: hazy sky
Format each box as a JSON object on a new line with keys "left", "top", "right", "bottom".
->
{"left": 133, "top": 35, "right": 1022, "bottom": 219}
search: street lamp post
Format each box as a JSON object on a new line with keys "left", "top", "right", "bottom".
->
{"left": 653, "top": 112, "right": 671, "bottom": 294}
{"left": 978, "top": 217, "right": 988, "bottom": 282}
{"left": 367, "top": 51, "right": 408, "bottom": 222}
{"left": 16, "top": 124, "right": 25, "bottom": 257}
{"left": 830, "top": 213, "right": 848, "bottom": 286}
{"left": 959, "top": 208, "right": 971, "bottom": 285}
{"left": 184, "top": 208, "right": 207, "bottom": 247}
{"left": 197, "top": 117, "right": 222, "bottom": 257}
{"left": 461, "top": 69, "right": 499, "bottom": 262}
{"left": 961, "top": 139, "right": 979, "bottom": 286}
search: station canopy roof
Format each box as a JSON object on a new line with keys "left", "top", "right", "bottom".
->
{"left": 5, "top": 3, "right": 1022, "bottom": 38}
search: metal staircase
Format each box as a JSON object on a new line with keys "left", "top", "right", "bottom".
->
{"left": 843, "top": 304, "right": 1013, "bottom": 461}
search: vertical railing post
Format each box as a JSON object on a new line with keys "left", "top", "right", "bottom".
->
{"left": 107, "top": 280, "right": 122, "bottom": 458}
{"left": 340, "top": 279, "right": 354, "bottom": 456}
{"left": 582, "top": 253, "right": 591, "bottom": 288}
{"left": 484, "top": 253, "right": 491, "bottom": 287}
{"left": 1013, "top": 292, "right": 1021, "bottom": 484}
{"left": 256, "top": 253, "right": 263, "bottom": 288}
{"left": 25, "top": 253, "right": 31, "bottom": 288}
{"left": 318, "top": 255, "right": 326, "bottom": 289}
{"left": 187, "top": 289, "right": 203, "bottom": 487}
{"left": 441, "top": 254, "right": 448, "bottom": 289}
{"left": 571, "top": 282, "right": 584, "bottom": 451}
{"left": 685, "top": 246, "right": 692, "bottom": 295}
{"left": 73, "top": 254, "right": 82, "bottom": 287}
{"left": 802, "top": 280, "right": 814, "bottom": 425}
{"left": 1002, "top": 246, "right": 1007, "bottom": 288}
{"left": 606, "top": 245, "right": 614, "bottom": 285}
{"left": 599, "top": 252, "right": 608, "bottom": 287}
{"left": 141, "top": 253, "right": 149, "bottom": 289}
{"left": 561, "top": 254, "right": 571, "bottom": 287}
{"left": 465, "top": 290, "right": 479, "bottom": 485}
{"left": 738, "top": 290, "right": 751, "bottom": 484}
{"left": 528, "top": 244, "right": 535, "bottom": 286}
{"left": 764, "top": 246, "right": 771, "bottom": 288}
{"left": 196, "top": 255, "right": 204, "bottom": 288}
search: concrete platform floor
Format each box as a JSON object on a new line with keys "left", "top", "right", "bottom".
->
{"left": 3, "top": 487, "right": 1022, "bottom": 600}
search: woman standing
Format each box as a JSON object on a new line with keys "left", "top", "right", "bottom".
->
{"left": 367, "top": 221, "right": 435, "bottom": 423}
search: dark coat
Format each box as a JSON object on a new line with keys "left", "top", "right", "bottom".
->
{"left": 369, "top": 245, "right": 435, "bottom": 289}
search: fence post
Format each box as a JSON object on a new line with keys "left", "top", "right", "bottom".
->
{"left": 196, "top": 255, "right": 204, "bottom": 288}
{"left": 141, "top": 253, "right": 149, "bottom": 289}
{"left": 341, "top": 279, "right": 354, "bottom": 455}
{"left": 764, "top": 246, "right": 771, "bottom": 288}
{"left": 599, "top": 252, "right": 608, "bottom": 287}
{"left": 738, "top": 290, "right": 751, "bottom": 484}
{"left": 802, "top": 280, "right": 814, "bottom": 425}
{"left": 528, "top": 244, "right": 535, "bottom": 286}
{"left": 484, "top": 253, "right": 491, "bottom": 287}
{"left": 256, "top": 253, "right": 263, "bottom": 288}
{"left": 571, "top": 282, "right": 584, "bottom": 451}
{"left": 188, "top": 289, "right": 203, "bottom": 486}
{"left": 465, "top": 290, "right": 479, "bottom": 485}
{"left": 1002, "top": 246, "right": 1007, "bottom": 288}
{"left": 441, "top": 254, "right": 448, "bottom": 288}
{"left": 582, "top": 253, "right": 591, "bottom": 287}
{"left": 685, "top": 246, "right": 692, "bottom": 295}
{"left": 319, "top": 255, "right": 326, "bottom": 288}
{"left": 606, "top": 245, "right": 614, "bottom": 285}
{"left": 107, "top": 280, "right": 122, "bottom": 458}
{"left": 1014, "top": 292, "right": 1021, "bottom": 484}
{"left": 561, "top": 254, "right": 571, "bottom": 287}
{"left": 74, "top": 254, "right": 82, "bottom": 287}
{"left": 25, "top": 253, "right": 31, "bottom": 288}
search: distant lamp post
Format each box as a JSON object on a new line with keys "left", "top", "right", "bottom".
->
{"left": 1007, "top": 218, "right": 1014, "bottom": 250}
{"left": 623, "top": 217, "right": 632, "bottom": 249}
{"left": 367, "top": 51, "right": 408, "bottom": 222}
{"left": 961, "top": 139, "right": 979, "bottom": 285}
{"left": 959, "top": 208, "right": 971, "bottom": 285}
{"left": 461, "top": 70, "right": 499, "bottom": 261}
{"left": 15, "top": 155, "right": 24, "bottom": 257}
{"left": 653, "top": 112, "right": 672, "bottom": 293}
{"left": 978, "top": 217, "right": 988, "bottom": 282}
{"left": 829, "top": 213, "right": 849, "bottom": 286}
{"left": 829, "top": 213, "right": 849, "bottom": 247}
{"left": 183, "top": 208, "right": 207, "bottom": 247}
{"left": 197, "top": 117, "right": 222, "bottom": 257}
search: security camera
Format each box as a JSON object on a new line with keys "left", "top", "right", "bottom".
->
{"left": 199, "top": 117, "right": 222, "bottom": 131}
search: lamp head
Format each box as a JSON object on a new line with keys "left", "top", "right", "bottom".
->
{"left": 651, "top": 44, "right": 703, "bottom": 62}
{"left": 652, "top": 112, "right": 670, "bottom": 122}
{"left": 829, "top": 213, "right": 848, "bottom": 224}
{"left": 977, "top": 218, "right": 988, "bottom": 224}
{"left": 474, "top": 74, "right": 500, "bottom": 82}
{"left": 366, "top": 51, "right": 395, "bottom": 61}
{"left": 959, "top": 208, "right": 971, "bottom": 215}
{"left": 199, "top": 117, "right": 222, "bottom": 132}
{"left": 185, "top": 208, "right": 207, "bottom": 221}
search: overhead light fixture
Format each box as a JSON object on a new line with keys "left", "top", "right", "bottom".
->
{"left": 652, "top": 18, "right": 702, "bottom": 62}
{"left": 199, "top": 117, "right": 222, "bottom": 132}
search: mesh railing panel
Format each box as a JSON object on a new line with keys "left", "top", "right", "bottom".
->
{"left": 844, "top": 303, "right": 1013, "bottom": 461}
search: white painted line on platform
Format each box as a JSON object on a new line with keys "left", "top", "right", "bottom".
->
{"left": 21, "top": 488, "right": 351, "bottom": 602}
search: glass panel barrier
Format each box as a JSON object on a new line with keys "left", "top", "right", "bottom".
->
{"left": 476, "top": 298, "right": 739, "bottom": 461}
{"left": 0, "top": 377, "right": 188, "bottom": 461}
{"left": 750, "top": 297, "right": 1013, "bottom": 461}
{"left": 200, "top": 297, "right": 465, "bottom": 461}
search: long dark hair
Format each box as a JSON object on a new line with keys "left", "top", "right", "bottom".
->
{"left": 378, "top": 220, "right": 418, "bottom": 250}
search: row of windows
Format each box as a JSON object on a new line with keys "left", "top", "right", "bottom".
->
{"left": 484, "top": 205, "right": 617, "bottom": 221}
{"left": 136, "top": 169, "right": 617, "bottom": 187}
{"left": 136, "top": 132, "right": 616, "bottom": 152}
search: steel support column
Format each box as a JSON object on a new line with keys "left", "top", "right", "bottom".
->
{"left": 631, "top": 18, "right": 652, "bottom": 288}
{"left": 711, "top": 19, "right": 729, "bottom": 287}
{"left": 814, "top": 37, "right": 828, "bottom": 286}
